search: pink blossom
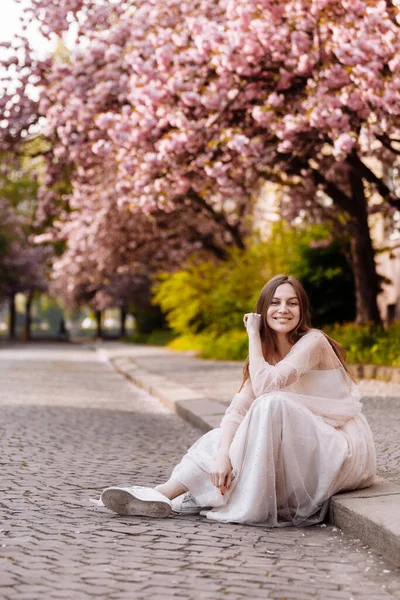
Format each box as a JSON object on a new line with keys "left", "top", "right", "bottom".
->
{"left": 92, "top": 140, "right": 112, "bottom": 156}
{"left": 333, "top": 133, "right": 355, "bottom": 158}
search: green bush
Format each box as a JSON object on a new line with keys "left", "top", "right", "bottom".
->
{"left": 153, "top": 223, "right": 355, "bottom": 340}
{"left": 132, "top": 304, "right": 166, "bottom": 335}
{"left": 286, "top": 229, "right": 356, "bottom": 325}
{"left": 324, "top": 322, "right": 400, "bottom": 367}
{"left": 153, "top": 234, "right": 289, "bottom": 337}
{"left": 200, "top": 330, "right": 249, "bottom": 360}
{"left": 168, "top": 333, "right": 211, "bottom": 353}
{"left": 168, "top": 330, "right": 248, "bottom": 360}
{"left": 124, "top": 329, "right": 177, "bottom": 346}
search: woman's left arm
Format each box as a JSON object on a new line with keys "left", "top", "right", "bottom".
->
{"left": 246, "top": 316, "right": 323, "bottom": 397}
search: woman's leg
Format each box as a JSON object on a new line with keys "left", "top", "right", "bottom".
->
{"left": 154, "top": 479, "right": 187, "bottom": 500}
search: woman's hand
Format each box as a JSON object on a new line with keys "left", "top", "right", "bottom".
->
{"left": 243, "top": 312, "right": 261, "bottom": 333}
{"left": 210, "top": 453, "right": 233, "bottom": 495}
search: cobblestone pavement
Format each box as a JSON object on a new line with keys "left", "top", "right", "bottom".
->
{"left": 1, "top": 343, "right": 400, "bottom": 600}
{"left": 101, "top": 343, "right": 400, "bottom": 486}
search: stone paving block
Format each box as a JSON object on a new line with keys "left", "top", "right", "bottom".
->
{"left": 268, "top": 590, "right": 318, "bottom": 599}
{"left": 0, "top": 575, "right": 19, "bottom": 588}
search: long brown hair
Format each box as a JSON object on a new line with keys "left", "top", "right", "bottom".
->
{"left": 240, "top": 274, "right": 352, "bottom": 388}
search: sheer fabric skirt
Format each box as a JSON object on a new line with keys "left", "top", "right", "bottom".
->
{"left": 171, "top": 392, "right": 376, "bottom": 526}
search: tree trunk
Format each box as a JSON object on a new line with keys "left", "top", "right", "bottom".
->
{"left": 349, "top": 172, "right": 382, "bottom": 325}
{"left": 119, "top": 306, "right": 127, "bottom": 338}
{"left": 95, "top": 310, "right": 102, "bottom": 339}
{"left": 8, "top": 293, "right": 16, "bottom": 340}
{"left": 24, "top": 291, "right": 34, "bottom": 341}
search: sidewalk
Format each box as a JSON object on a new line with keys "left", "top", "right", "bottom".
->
{"left": 96, "top": 341, "right": 400, "bottom": 568}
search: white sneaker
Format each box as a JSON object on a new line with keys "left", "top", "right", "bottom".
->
{"left": 171, "top": 492, "right": 201, "bottom": 515}
{"left": 100, "top": 486, "right": 172, "bottom": 518}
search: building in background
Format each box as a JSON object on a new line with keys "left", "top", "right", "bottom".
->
{"left": 373, "top": 213, "right": 400, "bottom": 324}
{"left": 368, "top": 160, "right": 400, "bottom": 324}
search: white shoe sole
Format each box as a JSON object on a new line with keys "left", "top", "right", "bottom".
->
{"left": 172, "top": 508, "right": 201, "bottom": 515}
{"left": 101, "top": 487, "right": 172, "bottom": 518}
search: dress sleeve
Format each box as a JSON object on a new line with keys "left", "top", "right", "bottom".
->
{"left": 219, "top": 379, "right": 256, "bottom": 429}
{"left": 248, "top": 329, "right": 327, "bottom": 398}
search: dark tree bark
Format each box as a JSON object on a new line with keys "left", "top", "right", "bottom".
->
{"left": 348, "top": 171, "right": 382, "bottom": 325}
{"left": 309, "top": 166, "right": 382, "bottom": 325}
{"left": 24, "top": 291, "right": 34, "bottom": 341}
{"left": 95, "top": 310, "right": 102, "bottom": 339}
{"left": 119, "top": 306, "right": 127, "bottom": 338}
{"left": 8, "top": 293, "right": 16, "bottom": 340}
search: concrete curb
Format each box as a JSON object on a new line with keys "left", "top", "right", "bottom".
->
{"left": 100, "top": 348, "right": 400, "bottom": 568}
{"left": 330, "top": 479, "right": 400, "bottom": 568}
{"left": 349, "top": 363, "right": 400, "bottom": 384}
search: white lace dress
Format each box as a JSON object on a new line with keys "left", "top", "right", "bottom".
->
{"left": 170, "top": 329, "right": 376, "bottom": 526}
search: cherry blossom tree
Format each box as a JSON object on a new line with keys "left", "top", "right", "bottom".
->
{"left": 2, "top": 0, "right": 400, "bottom": 323}
{"left": 48, "top": 195, "right": 233, "bottom": 335}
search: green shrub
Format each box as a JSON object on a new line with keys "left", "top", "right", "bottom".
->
{"left": 324, "top": 322, "right": 400, "bottom": 367}
{"left": 124, "top": 329, "right": 176, "bottom": 346}
{"left": 286, "top": 228, "right": 356, "bottom": 325}
{"left": 168, "top": 330, "right": 248, "bottom": 360}
{"left": 132, "top": 304, "right": 166, "bottom": 335}
{"left": 199, "top": 330, "right": 249, "bottom": 360}
{"left": 168, "top": 333, "right": 211, "bottom": 353}
{"left": 153, "top": 223, "right": 356, "bottom": 341}
{"left": 153, "top": 237, "right": 289, "bottom": 337}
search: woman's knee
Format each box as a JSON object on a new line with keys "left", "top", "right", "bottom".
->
{"left": 255, "top": 393, "right": 287, "bottom": 416}
{"left": 268, "top": 393, "right": 287, "bottom": 416}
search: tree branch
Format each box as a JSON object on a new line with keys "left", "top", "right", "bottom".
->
{"left": 186, "top": 188, "right": 246, "bottom": 249}
{"left": 386, "top": 1, "right": 400, "bottom": 28}
{"left": 347, "top": 151, "right": 400, "bottom": 210}
{"left": 376, "top": 133, "right": 400, "bottom": 156}
{"left": 309, "top": 168, "right": 357, "bottom": 216}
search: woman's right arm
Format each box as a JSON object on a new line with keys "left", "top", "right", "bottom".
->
{"left": 219, "top": 378, "right": 256, "bottom": 436}
{"left": 218, "top": 421, "right": 240, "bottom": 456}
{"left": 210, "top": 423, "right": 237, "bottom": 494}
{"left": 210, "top": 379, "right": 255, "bottom": 494}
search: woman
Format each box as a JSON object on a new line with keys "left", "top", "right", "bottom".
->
{"left": 101, "top": 275, "right": 376, "bottom": 526}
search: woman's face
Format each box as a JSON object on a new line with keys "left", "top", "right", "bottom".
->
{"left": 266, "top": 283, "right": 301, "bottom": 336}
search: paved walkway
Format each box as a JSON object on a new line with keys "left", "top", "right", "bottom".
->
{"left": 1, "top": 343, "right": 399, "bottom": 599}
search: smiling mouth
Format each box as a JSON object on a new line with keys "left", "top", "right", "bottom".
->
{"left": 274, "top": 318, "right": 292, "bottom": 322}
